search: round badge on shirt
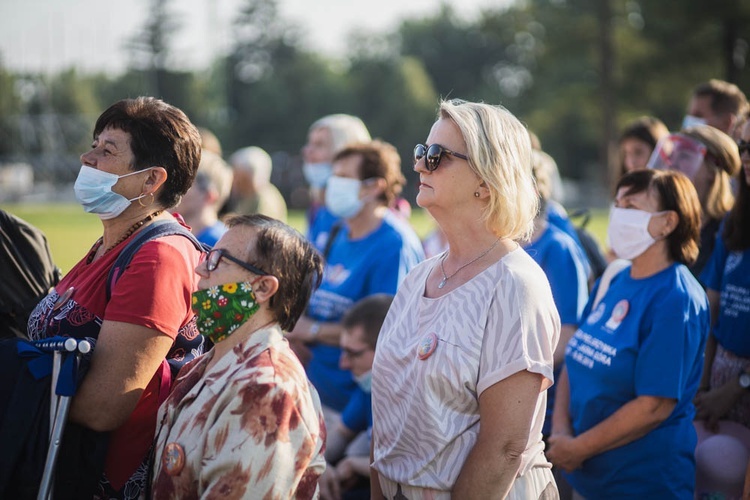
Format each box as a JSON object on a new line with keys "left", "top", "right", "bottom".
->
{"left": 162, "top": 442, "right": 186, "bottom": 476}
{"left": 417, "top": 333, "right": 439, "bottom": 360}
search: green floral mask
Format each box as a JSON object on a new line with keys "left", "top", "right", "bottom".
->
{"left": 191, "top": 281, "right": 260, "bottom": 344}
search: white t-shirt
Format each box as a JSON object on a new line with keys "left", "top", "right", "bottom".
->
{"left": 371, "top": 248, "right": 560, "bottom": 491}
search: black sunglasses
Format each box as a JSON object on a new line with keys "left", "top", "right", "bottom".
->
{"left": 414, "top": 143, "right": 469, "bottom": 172}
{"left": 205, "top": 248, "right": 269, "bottom": 276}
{"left": 341, "top": 346, "right": 370, "bottom": 359}
{"left": 738, "top": 140, "right": 750, "bottom": 155}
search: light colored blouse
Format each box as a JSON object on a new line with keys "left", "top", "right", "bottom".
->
{"left": 372, "top": 248, "right": 560, "bottom": 491}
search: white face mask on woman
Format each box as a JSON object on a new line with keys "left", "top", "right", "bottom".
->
{"left": 302, "top": 162, "right": 333, "bottom": 189}
{"left": 74, "top": 165, "right": 152, "bottom": 220}
{"left": 325, "top": 175, "right": 364, "bottom": 218}
{"left": 607, "top": 206, "right": 664, "bottom": 260}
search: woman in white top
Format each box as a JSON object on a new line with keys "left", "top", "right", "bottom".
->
{"left": 370, "top": 99, "right": 561, "bottom": 499}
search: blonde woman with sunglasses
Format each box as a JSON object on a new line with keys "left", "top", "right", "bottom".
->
{"left": 370, "top": 99, "right": 560, "bottom": 499}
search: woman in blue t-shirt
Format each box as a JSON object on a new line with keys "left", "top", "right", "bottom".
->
{"left": 288, "top": 140, "right": 424, "bottom": 427}
{"left": 694, "top": 122, "right": 750, "bottom": 498}
{"left": 547, "top": 169, "right": 709, "bottom": 499}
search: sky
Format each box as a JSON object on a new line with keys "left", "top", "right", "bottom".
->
{"left": 0, "top": 0, "right": 509, "bottom": 75}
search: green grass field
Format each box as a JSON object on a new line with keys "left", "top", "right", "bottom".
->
{"left": 1, "top": 202, "right": 609, "bottom": 275}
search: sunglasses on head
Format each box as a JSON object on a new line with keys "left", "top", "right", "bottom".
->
{"left": 414, "top": 143, "right": 468, "bottom": 172}
{"left": 738, "top": 140, "right": 750, "bottom": 155}
{"left": 205, "top": 248, "right": 269, "bottom": 276}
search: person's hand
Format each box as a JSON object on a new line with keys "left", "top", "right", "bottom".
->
{"left": 546, "top": 433, "right": 586, "bottom": 473}
{"left": 694, "top": 381, "right": 743, "bottom": 431}
{"left": 318, "top": 465, "right": 341, "bottom": 500}
{"left": 335, "top": 457, "right": 359, "bottom": 489}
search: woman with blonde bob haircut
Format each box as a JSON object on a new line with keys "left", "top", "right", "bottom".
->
{"left": 371, "top": 99, "right": 560, "bottom": 499}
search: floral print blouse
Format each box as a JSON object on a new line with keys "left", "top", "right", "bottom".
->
{"left": 151, "top": 325, "right": 326, "bottom": 499}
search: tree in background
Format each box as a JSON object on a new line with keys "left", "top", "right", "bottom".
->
{"left": 1, "top": 0, "right": 749, "bottom": 208}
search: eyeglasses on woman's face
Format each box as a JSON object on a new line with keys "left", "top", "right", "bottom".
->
{"left": 738, "top": 139, "right": 750, "bottom": 156}
{"left": 204, "top": 248, "right": 269, "bottom": 277}
{"left": 414, "top": 143, "right": 469, "bottom": 172}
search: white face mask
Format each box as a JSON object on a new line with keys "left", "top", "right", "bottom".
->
{"left": 682, "top": 114, "right": 707, "bottom": 130}
{"left": 74, "top": 165, "right": 151, "bottom": 220}
{"left": 325, "top": 176, "right": 363, "bottom": 218}
{"left": 607, "top": 206, "right": 662, "bottom": 260}
{"left": 354, "top": 370, "right": 372, "bottom": 393}
{"left": 302, "top": 162, "right": 333, "bottom": 189}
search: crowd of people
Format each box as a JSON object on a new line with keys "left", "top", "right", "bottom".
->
{"left": 0, "top": 76, "right": 748, "bottom": 499}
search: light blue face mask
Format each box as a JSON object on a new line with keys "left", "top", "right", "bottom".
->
{"left": 325, "top": 175, "right": 363, "bottom": 218}
{"left": 302, "top": 162, "right": 333, "bottom": 189}
{"left": 74, "top": 165, "right": 151, "bottom": 220}
{"left": 682, "top": 114, "right": 707, "bottom": 130}
{"left": 354, "top": 370, "right": 372, "bottom": 393}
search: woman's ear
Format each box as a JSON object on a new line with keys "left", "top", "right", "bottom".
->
{"left": 661, "top": 210, "right": 679, "bottom": 238}
{"left": 253, "top": 275, "right": 280, "bottom": 304}
{"left": 143, "top": 166, "right": 169, "bottom": 195}
{"left": 476, "top": 181, "right": 490, "bottom": 200}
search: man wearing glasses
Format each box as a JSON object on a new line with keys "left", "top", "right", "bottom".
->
{"left": 318, "top": 294, "right": 393, "bottom": 500}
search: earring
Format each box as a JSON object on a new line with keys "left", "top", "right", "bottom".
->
{"left": 474, "top": 192, "right": 480, "bottom": 198}
{"left": 138, "top": 192, "right": 155, "bottom": 208}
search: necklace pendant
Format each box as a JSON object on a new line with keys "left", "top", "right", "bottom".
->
{"left": 438, "top": 277, "right": 447, "bottom": 289}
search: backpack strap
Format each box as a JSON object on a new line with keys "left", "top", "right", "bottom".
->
{"left": 106, "top": 219, "right": 208, "bottom": 302}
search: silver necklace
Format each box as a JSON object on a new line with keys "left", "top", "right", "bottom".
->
{"left": 438, "top": 237, "right": 501, "bottom": 289}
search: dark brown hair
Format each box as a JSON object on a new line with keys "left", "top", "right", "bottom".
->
{"left": 616, "top": 170, "right": 702, "bottom": 265}
{"left": 333, "top": 140, "right": 405, "bottom": 206}
{"left": 618, "top": 116, "right": 669, "bottom": 177}
{"left": 226, "top": 214, "right": 323, "bottom": 331}
{"left": 93, "top": 97, "right": 202, "bottom": 208}
{"left": 693, "top": 79, "right": 749, "bottom": 118}
{"left": 341, "top": 294, "right": 393, "bottom": 349}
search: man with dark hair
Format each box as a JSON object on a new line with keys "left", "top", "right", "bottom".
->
{"left": 684, "top": 79, "right": 749, "bottom": 137}
{"left": 319, "top": 294, "right": 393, "bottom": 500}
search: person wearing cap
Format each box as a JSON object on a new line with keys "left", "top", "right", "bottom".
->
{"left": 648, "top": 125, "right": 741, "bottom": 278}
{"left": 693, "top": 120, "right": 750, "bottom": 499}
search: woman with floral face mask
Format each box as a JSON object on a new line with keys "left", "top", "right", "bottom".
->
{"left": 547, "top": 169, "right": 709, "bottom": 498}
{"left": 288, "top": 140, "right": 424, "bottom": 441}
{"left": 151, "top": 214, "right": 326, "bottom": 499}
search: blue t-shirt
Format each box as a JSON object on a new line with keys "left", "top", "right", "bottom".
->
{"left": 341, "top": 386, "right": 372, "bottom": 434}
{"left": 547, "top": 203, "right": 592, "bottom": 280}
{"left": 523, "top": 223, "right": 589, "bottom": 435}
{"left": 564, "top": 263, "right": 709, "bottom": 499}
{"left": 306, "top": 212, "right": 424, "bottom": 411}
{"left": 195, "top": 221, "right": 227, "bottom": 248}
{"left": 700, "top": 226, "right": 750, "bottom": 357}
{"left": 307, "top": 206, "right": 340, "bottom": 253}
